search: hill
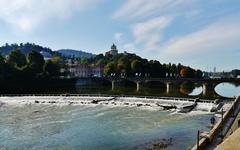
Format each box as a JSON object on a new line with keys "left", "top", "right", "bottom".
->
{"left": 0, "top": 43, "right": 95, "bottom": 59}
{"left": 0, "top": 43, "right": 59, "bottom": 57}
{"left": 57, "top": 49, "right": 95, "bottom": 58}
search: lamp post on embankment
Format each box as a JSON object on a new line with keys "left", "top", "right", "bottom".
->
{"left": 196, "top": 130, "right": 209, "bottom": 150}
{"left": 135, "top": 73, "right": 142, "bottom": 92}
{"left": 110, "top": 73, "right": 116, "bottom": 91}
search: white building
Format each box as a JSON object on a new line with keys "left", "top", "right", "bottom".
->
{"left": 69, "top": 64, "right": 104, "bottom": 78}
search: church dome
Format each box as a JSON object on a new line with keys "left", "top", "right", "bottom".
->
{"left": 111, "top": 44, "right": 117, "bottom": 50}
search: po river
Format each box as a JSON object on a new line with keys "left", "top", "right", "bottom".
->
{"left": 0, "top": 81, "right": 238, "bottom": 149}
{"left": 0, "top": 102, "right": 212, "bottom": 150}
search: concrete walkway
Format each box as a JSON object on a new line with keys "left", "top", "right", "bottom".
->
{"left": 225, "top": 113, "right": 240, "bottom": 137}
{"left": 214, "top": 128, "right": 240, "bottom": 150}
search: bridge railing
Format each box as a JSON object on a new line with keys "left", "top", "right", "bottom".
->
{"left": 104, "top": 77, "right": 240, "bottom": 81}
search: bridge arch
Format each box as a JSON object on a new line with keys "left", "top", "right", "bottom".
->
{"left": 108, "top": 78, "right": 136, "bottom": 91}
{"left": 214, "top": 82, "right": 240, "bottom": 98}
{"left": 76, "top": 78, "right": 112, "bottom": 87}
{"left": 179, "top": 81, "right": 197, "bottom": 95}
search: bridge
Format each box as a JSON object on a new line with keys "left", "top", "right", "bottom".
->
{"left": 104, "top": 77, "right": 240, "bottom": 96}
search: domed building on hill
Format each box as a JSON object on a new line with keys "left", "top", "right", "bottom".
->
{"left": 105, "top": 44, "right": 118, "bottom": 56}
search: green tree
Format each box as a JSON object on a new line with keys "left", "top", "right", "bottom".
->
{"left": 195, "top": 69, "right": 203, "bottom": 78}
{"left": 146, "top": 60, "right": 165, "bottom": 78}
{"left": 0, "top": 54, "right": 4, "bottom": 65}
{"left": 117, "top": 56, "right": 131, "bottom": 76}
{"left": 177, "top": 63, "right": 184, "bottom": 74}
{"left": 7, "top": 49, "right": 27, "bottom": 68}
{"left": 232, "top": 69, "right": 240, "bottom": 78}
{"left": 131, "top": 60, "right": 143, "bottom": 74}
{"left": 104, "top": 62, "right": 115, "bottom": 75}
{"left": 27, "top": 50, "right": 45, "bottom": 75}
{"left": 77, "top": 57, "right": 89, "bottom": 64}
{"left": 171, "top": 64, "right": 177, "bottom": 77}
{"left": 96, "top": 59, "right": 103, "bottom": 65}
{"left": 43, "top": 60, "right": 60, "bottom": 77}
{"left": 0, "top": 54, "right": 6, "bottom": 78}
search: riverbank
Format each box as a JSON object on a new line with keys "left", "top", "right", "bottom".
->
{"left": 191, "top": 96, "right": 240, "bottom": 150}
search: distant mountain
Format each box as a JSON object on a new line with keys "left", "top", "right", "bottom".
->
{"left": 0, "top": 43, "right": 95, "bottom": 59}
{"left": 0, "top": 43, "right": 59, "bottom": 58}
{"left": 57, "top": 49, "right": 95, "bottom": 58}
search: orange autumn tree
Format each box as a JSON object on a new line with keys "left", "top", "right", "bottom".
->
{"left": 180, "top": 67, "right": 195, "bottom": 78}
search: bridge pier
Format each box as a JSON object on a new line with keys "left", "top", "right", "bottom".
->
{"left": 137, "top": 82, "right": 140, "bottom": 92}
{"left": 111, "top": 80, "right": 115, "bottom": 91}
{"left": 136, "top": 81, "right": 141, "bottom": 92}
{"left": 202, "top": 83, "right": 207, "bottom": 96}
{"left": 166, "top": 82, "right": 177, "bottom": 94}
{"left": 202, "top": 83, "right": 216, "bottom": 96}
{"left": 103, "top": 78, "right": 235, "bottom": 96}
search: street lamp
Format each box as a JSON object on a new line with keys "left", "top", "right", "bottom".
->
{"left": 135, "top": 72, "right": 141, "bottom": 78}
{"left": 110, "top": 73, "right": 115, "bottom": 78}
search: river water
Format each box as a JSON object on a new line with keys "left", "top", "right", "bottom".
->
{"left": 0, "top": 81, "right": 238, "bottom": 149}
{"left": 0, "top": 103, "right": 212, "bottom": 150}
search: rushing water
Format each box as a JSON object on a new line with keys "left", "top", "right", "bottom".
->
{"left": 0, "top": 104, "right": 212, "bottom": 150}
{"left": 215, "top": 83, "right": 240, "bottom": 98}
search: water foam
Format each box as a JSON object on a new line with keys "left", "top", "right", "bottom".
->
{"left": 0, "top": 96, "right": 217, "bottom": 113}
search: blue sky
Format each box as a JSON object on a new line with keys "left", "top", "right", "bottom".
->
{"left": 0, "top": 0, "right": 239, "bottom": 71}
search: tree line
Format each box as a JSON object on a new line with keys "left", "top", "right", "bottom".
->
{"left": 75, "top": 52, "right": 203, "bottom": 78}
{"left": 1, "top": 45, "right": 203, "bottom": 79}
{"left": 0, "top": 49, "right": 61, "bottom": 80}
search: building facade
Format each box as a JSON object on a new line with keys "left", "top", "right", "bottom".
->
{"left": 69, "top": 64, "right": 104, "bottom": 78}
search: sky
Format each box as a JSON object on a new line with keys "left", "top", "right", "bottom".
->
{"left": 0, "top": 0, "right": 239, "bottom": 71}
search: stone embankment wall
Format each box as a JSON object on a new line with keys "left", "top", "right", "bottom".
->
{"left": 191, "top": 96, "right": 240, "bottom": 150}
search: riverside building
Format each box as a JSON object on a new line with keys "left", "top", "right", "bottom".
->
{"left": 68, "top": 64, "right": 104, "bottom": 78}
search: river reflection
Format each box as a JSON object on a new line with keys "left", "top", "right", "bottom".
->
{"left": 179, "top": 82, "right": 195, "bottom": 95}
{"left": 215, "top": 82, "right": 240, "bottom": 98}
{"left": 74, "top": 83, "right": 201, "bottom": 98}
{"left": 74, "top": 81, "right": 239, "bottom": 99}
{"left": 1, "top": 79, "right": 239, "bottom": 99}
{"left": 179, "top": 82, "right": 203, "bottom": 96}
{"left": 188, "top": 87, "right": 203, "bottom": 96}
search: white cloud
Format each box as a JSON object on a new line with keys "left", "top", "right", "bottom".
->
{"left": 0, "top": 0, "right": 101, "bottom": 32}
{"left": 160, "top": 16, "right": 240, "bottom": 57}
{"left": 115, "top": 0, "right": 240, "bottom": 70}
{"left": 123, "top": 13, "right": 240, "bottom": 70}
{"left": 131, "top": 16, "right": 173, "bottom": 51}
{"left": 114, "top": 0, "right": 196, "bottom": 19}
